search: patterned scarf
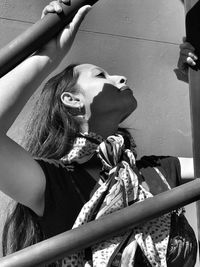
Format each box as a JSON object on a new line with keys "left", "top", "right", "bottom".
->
{"left": 60, "top": 132, "right": 171, "bottom": 267}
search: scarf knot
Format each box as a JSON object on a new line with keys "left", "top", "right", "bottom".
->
{"left": 97, "top": 134, "right": 136, "bottom": 172}
{"left": 60, "top": 132, "right": 171, "bottom": 267}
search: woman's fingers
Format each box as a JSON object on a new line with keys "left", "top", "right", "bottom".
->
{"left": 179, "top": 53, "right": 197, "bottom": 66}
{"left": 57, "top": 5, "right": 91, "bottom": 50}
{"left": 179, "top": 40, "right": 197, "bottom": 64}
{"left": 39, "top": 1, "right": 91, "bottom": 62}
{"left": 69, "top": 5, "right": 92, "bottom": 33}
{"left": 175, "top": 38, "right": 198, "bottom": 83}
{"left": 186, "top": 55, "right": 197, "bottom": 66}
{"left": 41, "top": 1, "right": 91, "bottom": 32}
{"left": 178, "top": 41, "right": 198, "bottom": 68}
{"left": 42, "top": 1, "right": 69, "bottom": 18}
{"left": 188, "top": 52, "right": 198, "bottom": 61}
{"left": 177, "top": 56, "right": 195, "bottom": 70}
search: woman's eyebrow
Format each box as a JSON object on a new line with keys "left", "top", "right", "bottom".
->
{"left": 91, "top": 67, "right": 107, "bottom": 75}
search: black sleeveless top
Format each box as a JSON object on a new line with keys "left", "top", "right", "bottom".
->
{"left": 36, "top": 158, "right": 96, "bottom": 239}
{"left": 35, "top": 156, "right": 197, "bottom": 266}
{"left": 36, "top": 155, "right": 181, "bottom": 239}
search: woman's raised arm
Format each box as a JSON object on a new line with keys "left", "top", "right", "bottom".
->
{"left": 0, "top": 2, "right": 91, "bottom": 133}
{"left": 0, "top": 1, "right": 91, "bottom": 216}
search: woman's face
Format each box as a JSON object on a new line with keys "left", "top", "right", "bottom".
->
{"left": 74, "top": 64, "right": 137, "bottom": 123}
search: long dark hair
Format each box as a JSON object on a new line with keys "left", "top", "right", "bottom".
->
{"left": 2, "top": 64, "right": 81, "bottom": 256}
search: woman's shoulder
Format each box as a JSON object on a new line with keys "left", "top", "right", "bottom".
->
{"left": 34, "top": 157, "right": 96, "bottom": 203}
{"left": 136, "top": 155, "right": 179, "bottom": 168}
{"left": 35, "top": 158, "right": 96, "bottom": 237}
{"left": 136, "top": 155, "right": 181, "bottom": 187}
{"left": 35, "top": 157, "right": 75, "bottom": 175}
{"left": 35, "top": 157, "right": 69, "bottom": 168}
{"left": 34, "top": 158, "right": 78, "bottom": 197}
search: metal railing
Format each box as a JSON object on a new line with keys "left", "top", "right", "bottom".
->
{"left": 0, "top": 1, "right": 200, "bottom": 266}
{"left": 0, "top": 0, "right": 99, "bottom": 78}
{"left": 0, "top": 179, "right": 199, "bottom": 267}
{"left": 185, "top": 0, "right": 200, "bottom": 252}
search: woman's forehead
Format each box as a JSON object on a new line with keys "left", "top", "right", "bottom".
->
{"left": 75, "top": 64, "right": 104, "bottom": 74}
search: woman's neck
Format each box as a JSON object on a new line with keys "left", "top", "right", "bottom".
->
{"left": 87, "top": 117, "right": 119, "bottom": 139}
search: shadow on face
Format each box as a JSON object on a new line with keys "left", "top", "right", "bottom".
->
{"left": 88, "top": 83, "right": 137, "bottom": 126}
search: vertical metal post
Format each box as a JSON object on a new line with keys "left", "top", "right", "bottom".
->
{"left": 184, "top": 0, "right": 200, "bottom": 253}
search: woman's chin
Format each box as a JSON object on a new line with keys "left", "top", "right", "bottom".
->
{"left": 119, "top": 102, "right": 137, "bottom": 124}
{"left": 126, "top": 97, "right": 137, "bottom": 116}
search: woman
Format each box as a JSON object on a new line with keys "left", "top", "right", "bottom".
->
{"left": 0, "top": 1, "right": 198, "bottom": 266}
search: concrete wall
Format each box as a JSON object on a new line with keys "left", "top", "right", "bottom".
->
{"left": 0, "top": 0, "right": 198, "bottom": 264}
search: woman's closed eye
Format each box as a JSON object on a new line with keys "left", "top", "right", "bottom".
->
{"left": 96, "top": 72, "right": 106, "bottom": 78}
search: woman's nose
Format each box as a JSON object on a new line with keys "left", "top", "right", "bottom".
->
{"left": 112, "top": 75, "right": 127, "bottom": 85}
{"left": 119, "top": 76, "right": 127, "bottom": 84}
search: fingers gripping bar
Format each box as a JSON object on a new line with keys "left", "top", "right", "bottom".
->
{"left": 0, "top": 0, "right": 99, "bottom": 78}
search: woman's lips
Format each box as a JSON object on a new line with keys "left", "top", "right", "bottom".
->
{"left": 119, "top": 85, "right": 134, "bottom": 93}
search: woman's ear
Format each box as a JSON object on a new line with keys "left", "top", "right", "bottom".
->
{"left": 60, "top": 92, "right": 85, "bottom": 116}
{"left": 60, "top": 92, "right": 82, "bottom": 109}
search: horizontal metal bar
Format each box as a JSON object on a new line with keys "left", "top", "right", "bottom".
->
{"left": 0, "top": 179, "right": 200, "bottom": 267}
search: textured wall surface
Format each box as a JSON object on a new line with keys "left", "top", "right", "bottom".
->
{"left": 0, "top": 0, "right": 198, "bottom": 264}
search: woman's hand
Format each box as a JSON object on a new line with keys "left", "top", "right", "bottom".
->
{"left": 39, "top": 0, "right": 91, "bottom": 67}
{"left": 174, "top": 37, "right": 198, "bottom": 83}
